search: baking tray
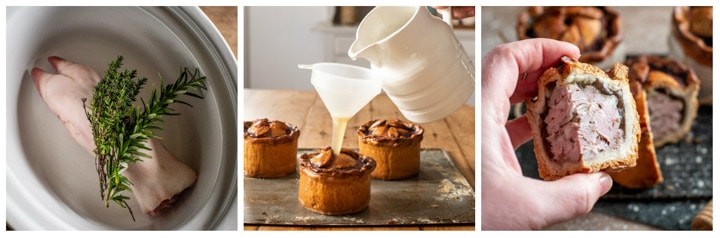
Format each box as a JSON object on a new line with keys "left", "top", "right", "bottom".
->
{"left": 515, "top": 105, "right": 712, "bottom": 229}
{"left": 244, "top": 148, "right": 475, "bottom": 226}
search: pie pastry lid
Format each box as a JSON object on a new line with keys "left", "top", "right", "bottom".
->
{"left": 356, "top": 119, "right": 425, "bottom": 146}
{"left": 243, "top": 119, "right": 301, "bottom": 145}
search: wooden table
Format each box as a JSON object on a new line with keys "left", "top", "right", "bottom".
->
{"left": 243, "top": 89, "right": 476, "bottom": 231}
{"left": 200, "top": 6, "right": 237, "bottom": 59}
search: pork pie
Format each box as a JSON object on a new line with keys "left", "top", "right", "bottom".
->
{"left": 525, "top": 56, "right": 640, "bottom": 180}
{"left": 298, "top": 147, "right": 376, "bottom": 215}
{"left": 357, "top": 119, "right": 424, "bottom": 180}
{"left": 625, "top": 55, "right": 700, "bottom": 147}
{"left": 243, "top": 118, "right": 300, "bottom": 178}
{"left": 517, "top": 6, "right": 623, "bottom": 64}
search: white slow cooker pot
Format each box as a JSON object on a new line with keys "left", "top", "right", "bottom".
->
{"left": 6, "top": 6, "right": 237, "bottom": 230}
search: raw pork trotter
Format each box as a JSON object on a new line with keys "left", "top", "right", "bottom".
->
{"left": 31, "top": 56, "right": 197, "bottom": 215}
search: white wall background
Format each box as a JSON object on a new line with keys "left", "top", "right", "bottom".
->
{"left": 245, "top": 6, "right": 331, "bottom": 90}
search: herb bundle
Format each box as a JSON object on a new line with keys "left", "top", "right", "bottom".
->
{"left": 83, "top": 56, "right": 207, "bottom": 220}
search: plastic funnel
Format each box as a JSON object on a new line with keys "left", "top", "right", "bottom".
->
{"left": 299, "top": 63, "right": 381, "bottom": 118}
{"left": 299, "top": 63, "right": 381, "bottom": 154}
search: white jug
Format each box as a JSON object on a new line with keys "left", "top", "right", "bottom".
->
{"left": 348, "top": 6, "right": 474, "bottom": 123}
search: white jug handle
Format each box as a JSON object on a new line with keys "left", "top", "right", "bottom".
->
{"left": 438, "top": 6, "right": 453, "bottom": 30}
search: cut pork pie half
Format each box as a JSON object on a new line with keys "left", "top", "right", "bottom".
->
{"left": 609, "top": 79, "right": 663, "bottom": 188}
{"left": 526, "top": 56, "right": 640, "bottom": 180}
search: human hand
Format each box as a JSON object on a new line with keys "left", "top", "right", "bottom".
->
{"left": 433, "top": 6, "right": 475, "bottom": 19}
{"left": 481, "top": 38, "right": 613, "bottom": 230}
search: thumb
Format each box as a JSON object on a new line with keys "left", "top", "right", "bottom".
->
{"left": 530, "top": 172, "right": 613, "bottom": 228}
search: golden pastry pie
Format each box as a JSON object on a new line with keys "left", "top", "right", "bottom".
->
{"left": 357, "top": 119, "right": 424, "bottom": 180}
{"left": 673, "top": 6, "right": 712, "bottom": 66}
{"left": 298, "top": 147, "right": 376, "bottom": 215}
{"left": 243, "top": 118, "right": 300, "bottom": 178}
{"left": 670, "top": 6, "right": 712, "bottom": 104}
{"left": 517, "top": 6, "right": 623, "bottom": 65}
{"left": 625, "top": 55, "right": 700, "bottom": 147}
{"left": 525, "top": 56, "right": 639, "bottom": 180}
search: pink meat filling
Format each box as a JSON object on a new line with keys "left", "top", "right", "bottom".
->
{"left": 544, "top": 83, "right": 623, "bottom": 162}
{"left": 647, "top": 92, "right": 683, "bottom": 140}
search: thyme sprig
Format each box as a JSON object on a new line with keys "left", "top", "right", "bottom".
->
{"left": 83, "top": 56, "right": 207, "bottom": 221}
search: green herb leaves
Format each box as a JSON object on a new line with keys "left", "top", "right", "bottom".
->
{"left": 83, "top": 56, "right": 207, "bottom": 221}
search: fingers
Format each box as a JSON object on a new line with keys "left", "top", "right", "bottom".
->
{"left": 528, "top": 172, "right": 613, "bottom": 228}
{"left": 506, "top": 115, "right": 532, "bottom": 149}
{"left": 509, "top": 75, "right": 538, "bottom": 104}
{"left": 451, "top": 7, "right": 475, "bottom": 19}
{"left": 482, "top": 38, "right": 581, "bottom": 103}
{"left": 509, "top": 39, "right": 580, "bottom": 101}
{"left": 433, "top": 6, "right": 475, "bottom": 19}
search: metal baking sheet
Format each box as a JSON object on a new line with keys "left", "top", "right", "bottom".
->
{"left": 244, "top": 148, "right": 475, "bottom": 226}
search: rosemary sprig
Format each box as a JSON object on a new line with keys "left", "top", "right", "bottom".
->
{"left": 83, "top": 56, "right": 207, "bottom": 221}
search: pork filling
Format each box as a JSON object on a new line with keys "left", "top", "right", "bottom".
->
{"left": 647, "top": 91, "right": 684, "bottom": 140}
{"left": 544, "top": 82, "right": 623, "bottom": 162}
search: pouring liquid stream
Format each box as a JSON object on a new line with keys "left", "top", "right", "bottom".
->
{"left": 331, "top": 117, "right": 350, "bottom": 155}
{"left": 299, "top": 63, "right": 381, "bottom": 155}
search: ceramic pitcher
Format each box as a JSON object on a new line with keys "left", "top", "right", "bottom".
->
{"left": 348, "top": 6, "right": 474, "bottom": 123}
